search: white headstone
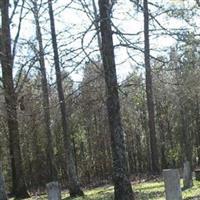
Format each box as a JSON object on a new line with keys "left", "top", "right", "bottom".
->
{"left": 46, "top": 182, "right": 61, "bottom": 200}
{"left": 163, "top": 169, "right": 182, "bottom": 200}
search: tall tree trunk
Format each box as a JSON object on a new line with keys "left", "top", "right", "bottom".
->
{"left": 32, "top": 0, "right": 57, "bottom": 182}
{"left": 0, "top": 162, "right": 7, "bottom": 200}
{"left": 47, "top": 0, "right": 84, "bottom": 197}
{"left": 98, "top": 1, "right": 134, "bottom": 199}
{"left": 143, "top": 0, "right": 160, "bottom": 173}
{"left": 92, "top": 0, "right": 102, "bottom": 58}
{"left": 195, "top": 96, "right": 200, "bottom": 165}
{"left": 159, "top": 115, "right": 167, "bottom": 169}
{"left": 180, "top": 108, "right": 193, "bottom": 189}
{"left": 0, "top": 0, "right": 29, "bottom": 198}
{"left": 156, "top": 101, "right": 168, "bottom": 169}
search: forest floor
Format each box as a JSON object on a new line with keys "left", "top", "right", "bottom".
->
{"left": 21, "top": 179, "right": 200, "bottom": 200}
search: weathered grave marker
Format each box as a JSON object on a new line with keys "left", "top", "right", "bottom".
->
{"left": 183, "top": 161, "right": 193, "bottom": 189}
{"left": 46, "top": 182, "right": 61, "bottom": 200}
{"left": 163, "top": 169, "right": 182, "bottom": 200}
{"left": 195, "top": 169, "right": 200, "bottom": 181}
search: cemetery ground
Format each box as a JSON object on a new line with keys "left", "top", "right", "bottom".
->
{"left": 12, "top": 178, "right": 200, "bottom": 200}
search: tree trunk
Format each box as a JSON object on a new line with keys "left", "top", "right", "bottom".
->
{"left": 0, "top": 162, "right": 7, "bottom": 200}
{"left": 98, "top": 1, "right": 134, "bottom": 199}
{"left": 92, "top": 0, "right": 103, "bottom": 58}
{"left": 32, "top": 0, "right": 57, "bottom": 182}
{"left": 156, "top": 101, "right": 168, "bottom": 169}
{"left": 195, "top": 96, "right": 200, "bottom": 165}
{"left": 47, "top": 0, "right": 84, "bottom": 197}
{"left": 143, "top": 0, "right": 160, "bottom": 174}
{"left": 180, "top": 109, "right": 193, "bottom": 189}
{"left": 0, "top": 0, "right": 29, "bottom": 198}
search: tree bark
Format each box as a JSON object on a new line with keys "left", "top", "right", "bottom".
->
{"left": 143, "top": 0, "right": 160, "bottom": 173}
{"left": 47, "top": 0, "right": 84, "bottom": 197}
{"left": 0, "top": 0, "right": 29, "bottom": 198}
{"left": 32, "top": 0, "right": 57, "bottom": 182}
{"left": 194, "top": 96, "right": 200, "bottom": 165}
{"left": 98, "top": 1, "right": 134, "bottom": 199}
{"left": 180, "top": 109, "right": 193, "bottom": 189}
{"left": 0, "top": 162, "right": 7, "bottom": 200}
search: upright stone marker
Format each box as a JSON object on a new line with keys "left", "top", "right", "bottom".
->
{"left": 163, "top": 169, "right": 182, "bottom": 200}
{"left": 46, "top": 182, "right": 61, "bottom": 200}
{"left": 0, "top": 162, "right": 7, "bottom": 200}
{"left": 183, "top": 161, "right": 193, "bottom": 189}
{"left": 195, "top": 169, "right": 200, "bottom": 181}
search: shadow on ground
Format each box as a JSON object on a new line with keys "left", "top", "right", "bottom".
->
{"left": 185, "top": 195, "right": 200, "bottom": 200}
{"left": 136, "top": 191, "right": 164, "bottom": 200}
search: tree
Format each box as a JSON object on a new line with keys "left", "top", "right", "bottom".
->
{"left": 0, "top": 0, "right": 29, "bottom": 198}
{"left": 0, "top": 162, "right": 7, "bottom": 200}
{"left": 31, "top": 0, "right": 57, "bottom": 182}
{"left": 98, "top": 0, "right": 135, "bottom": 199}
{"left": 143, "top": 0, "right": 160, "bottom": 173}
{"left": 47, "top": 0, "right": 84, "bottom": 197}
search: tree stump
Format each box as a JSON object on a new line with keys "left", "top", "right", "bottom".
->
{"left": 0, "top": 162, "right": 7, "bottom": 200}
{"left": 183, "top": 161, "right": 193, "bottom": 189}
{"left": 163, "top": 169, "right": 182, "bottom": 200}
{"left": 46, "top": 182, "right": 61, "bottom": 200}
{"left": 195, "top": 169, "right": 200, "bottom": 181}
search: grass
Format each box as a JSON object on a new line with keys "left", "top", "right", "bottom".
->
{"left": 22, "top": 179, "right": 200, "bottom": 200}
{"left": 135, "top": 180, "right": 200, "bottom": 200}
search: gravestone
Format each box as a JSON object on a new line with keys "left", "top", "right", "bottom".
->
{"left": 46, "top": 182, "right": 61, "bottom": 200}
{"left": 195, "top": 169, "right": 200, "bottom": 181}
{"left": 163, "top": 169, "right": 182, "bottom": 200}
{"left": 0, "top": 162, "right": 7, "bottom": 200}
{"left": 183, "top": 161, "right": 193, "bottom": 189}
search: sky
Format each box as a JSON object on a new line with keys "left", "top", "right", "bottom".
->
{"left": 8, "top": 0, "right": 199, "bottom": 83}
